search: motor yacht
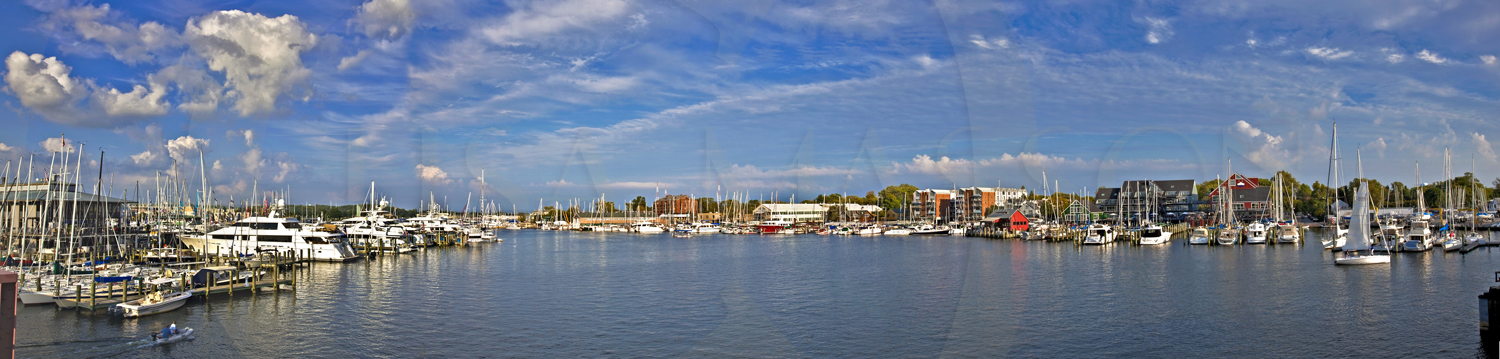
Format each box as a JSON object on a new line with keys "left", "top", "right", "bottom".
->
{"left": 1137, "top": 224, "right": 1172, "bottom": 245}
{"left": 1082, "top": 223, "right": 1114, "bottom": 245}
{"left": 181, "top": 214, "right": 361, "bottom": 262}
{"left": 1244, "top": 223, "right": 1268, "bottom": 244}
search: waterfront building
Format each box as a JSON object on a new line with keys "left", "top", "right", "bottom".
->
{"left": 1207, "top": 174, "right": 1272, "bottom": 220}
{"left": 911, "top": 189, "right": 952, "bottom": 222}
{"left": 1063, "top": 200, "right": 1105, "bottom": 223}
{"left": 752, "top": 204, "right": 828, "bottom": 223}
{"left": 990, "top": 201, "right": 1042, "bottom": 221}
{"left": 654, "top": 195, "right": 695, "bottom": 216}
{"left": 822, "top": 203, "right": 882, "bottom": 222}
{"left": 577, "top": 212, "right": 666, "bottom": 225}
{"left": 952, "top": 187, "right": 1025, "bottom": 222}
{"left": 1093, "top": 179, "right": 1198, "bottom": 219}
{"left": 982, "top": 209, "right": 1030, "bottom": 231}
{"left": 0, "top": 181, "right": 134, "bottom": 232}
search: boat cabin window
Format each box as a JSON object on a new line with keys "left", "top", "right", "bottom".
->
{"left": 257, "top": 235, "right": 294, "bottom": 242}
{"left": 284, "top": 223, "right": 301, "bottom": 229}
{"left": 252, "top": 223, "right": 279, "bottom": 230}
{"left": 212, "top": 235, "right": 235, "bottom": 240}
{"left": 1142, "top": 229, "right": 1162, "bottom": 237}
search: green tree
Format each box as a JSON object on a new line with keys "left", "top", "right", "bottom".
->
{"left": 877, "top": 184, "right": 919, "bottom": 213}
{"left": 630, "top": 196, "right": 649, "bottom": 211}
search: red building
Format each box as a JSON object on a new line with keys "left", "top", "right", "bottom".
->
{"left": 984, "top": 209, "right": 1030, "bottom": 231}
{"left": 654, "top": 195, "right": 695, "bottom": 216}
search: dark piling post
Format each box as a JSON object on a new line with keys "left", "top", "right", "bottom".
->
{"left": 1482, "top": 277, "right": 1500, "bottom": 359}
{"left": 1, "top": 269, "right": 17, "bottom": 358}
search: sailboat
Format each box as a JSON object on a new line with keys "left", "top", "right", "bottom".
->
{"left": 1273, "top": 172, "right": 1301, "bottom": 243}
{"left": 1335, "top": 181, "right": 1389, "bottom": 265}
{"left": 1216, "top": 162, "right": 1240, "bottom": 246}
{"left": 1323, "top": 123, "right": 1348, "bottom": 250}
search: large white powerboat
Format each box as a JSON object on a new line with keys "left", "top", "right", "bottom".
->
{"left": 911, "top": 224, "right": 951, "bottom": 235}
{"left": 631, "top": 222, "right": 666, "bottom": 233}
{"left": 1244, "top": 223, "right": 1268, "bottom": 244}
{"left": 1082, "top": 223, "right": 1114, "bottom": 245}
{"left": 1401, "top": 220, "right": 1432, "bottom": 252}
{"left": 181, "top": 214, "right": 361, "bottom": 262}
{"left": 1137, "top": 225, "right": 1172, "bottom": 245}
{"left": 883, "top": 227, "right": 912, "bottom": 235}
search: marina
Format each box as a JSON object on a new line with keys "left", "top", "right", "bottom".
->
{"left": 16, "top": 228, "right": 1500, "bottom": 358}
{"left": 1, "top": 0, "right": 1498, "bottom": 356}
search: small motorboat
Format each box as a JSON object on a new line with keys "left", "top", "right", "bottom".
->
{"left": 910, "top": 225, "right": 951, "bottom": 235}
{"left": 115, "top": 290, "right": 191, "bottom": 318}
{"left": 1081, "top": 223, "right": 1114, "bottom": 245}
{"left": 1188, "top": 228, "right": 1211, "bottom": 245}
{"left": 1137, "top": 225, "right": 1172, "bottom": 245}
{"left": 1441, "top": 237, "right": 1463, "bottom": 252}
{"left": 152, "top": 327, "right": 195, "bottom": 344}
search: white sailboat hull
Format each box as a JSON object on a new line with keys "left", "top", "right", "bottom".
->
{"left": 19, "top": 290, "right": 54, "bottom": 305}
{"left": 1334, "top": 253, "right": 1390, "bottom": 265}
{"left": 1139, "top": 232, "right": 1172, "bottom": 245}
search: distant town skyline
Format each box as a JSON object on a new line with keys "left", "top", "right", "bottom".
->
{"left": 1, "top": 0, "right": 1497, "bottom": 209}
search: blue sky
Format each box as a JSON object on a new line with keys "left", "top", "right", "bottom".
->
{"left": 1, "top": 0, "right": 1498, "bottom": 210}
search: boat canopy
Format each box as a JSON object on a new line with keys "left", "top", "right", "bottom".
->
{"left": 94, "top": 276, "right": 133, "bottom": 283}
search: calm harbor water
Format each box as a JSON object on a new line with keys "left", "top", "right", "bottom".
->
{"left": 17, "top": 229, "right": 1500, "bottom": 358}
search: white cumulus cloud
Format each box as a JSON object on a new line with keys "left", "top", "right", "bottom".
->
{"left": 93, "top": 82, "right": 169, "bottom": 116}
{"left": 39, "top": 137, "right": 75, "bottom": 153}
{"left": 1475, "top": 133, "right": 1498, "bottom": 163}
{"left": 1484, "top": 55, "right": 1497, "bottom": 66}
{"left": 1231, "top": 120, "right": 1291, "bottom": 169}
{"left": 165, "top": 136, "right": 210, "bottom": 169}
{"left": 4, "top": 52, "right": 84, "bottom": 112}
{"left": 185, "top": 10, "right": 317, "bottom": 116}
{"left": 4, "top": 51, "right": 169, "bottom": 124}
{"left": 41, "top": 4, "right": 181, "bottom": 64}
{"left": 416, "top": 164, "right": 454, "bottom": 185}
{"left": 356, "top": 0, "right": 415, "bottom": 40}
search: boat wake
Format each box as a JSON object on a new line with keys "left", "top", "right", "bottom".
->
{"left": 19, "top": 338, "right": 155, "bottom": 359}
